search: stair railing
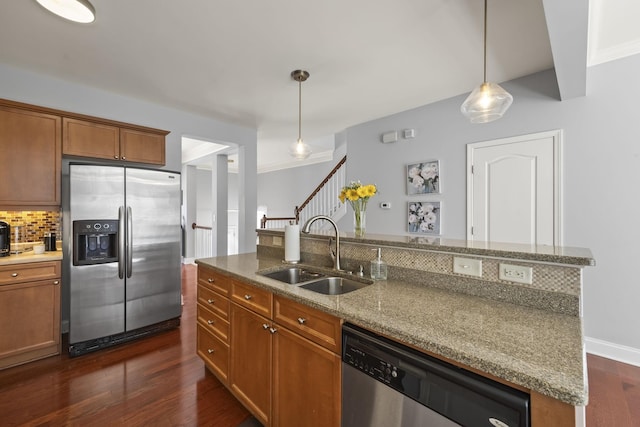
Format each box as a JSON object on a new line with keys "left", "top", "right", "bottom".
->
{"left": 295, "top": 155, "right": 347, "bottom": 228}
{"left": 260, "top": 155, "right": 347, "bottom": 229}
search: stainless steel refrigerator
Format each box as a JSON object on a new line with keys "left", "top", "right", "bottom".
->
{"left": 67, "top": 164, "right": 181, "bottom": 356}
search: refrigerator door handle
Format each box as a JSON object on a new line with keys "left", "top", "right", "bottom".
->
{"left": 118, "top": 206, "right": 125, "bottom": 279}
{"left": 127, "top": 206, "right": 133, "bottom": 278}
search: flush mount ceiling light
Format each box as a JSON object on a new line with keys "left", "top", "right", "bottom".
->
{"left": 35, "top": 0, "right": 96, "bottom": 24}
{"left": 460, "top": 0, "right": 513, "bottom": 123}
{"left": 289, "top": 69, "right": 312, "bottom": 160}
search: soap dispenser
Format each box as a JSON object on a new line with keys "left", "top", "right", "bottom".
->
{"left": 370, "top": 248, "right": 388, "bottom": 280}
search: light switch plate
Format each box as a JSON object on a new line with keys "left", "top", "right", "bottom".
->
{"left": 499, "top": 263, "right": 533, "bottom": 284}
{"left": 453, "top": 257, "right": 482, "bottom": 277}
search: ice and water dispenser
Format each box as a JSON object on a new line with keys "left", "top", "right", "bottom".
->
{"left": 73, "top": 220, "right": 119, "bottom": 266}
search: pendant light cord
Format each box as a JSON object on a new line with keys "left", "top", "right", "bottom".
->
{"left": 298, "top": 79, "right": 302, "bottom": 141}
{"left": 483, "top": 0, "right": 488, "bottom": 83}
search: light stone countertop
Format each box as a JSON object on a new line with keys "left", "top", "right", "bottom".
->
{"left": 0, "top": 250, "right": 62, "bottom": 265}
{"left": 196, "top": 253, "right": 587, "bottom": 406}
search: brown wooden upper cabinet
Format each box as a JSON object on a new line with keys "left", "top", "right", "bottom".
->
{"left": 0, "top": 104, "right": 61, "bottom": 209}
{"left": 63, "top": 118, "right": 166, "bottom": 165}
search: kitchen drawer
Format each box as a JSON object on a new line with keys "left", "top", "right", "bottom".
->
{"left": 197, "top": 323, "right": 229, "bottom": 384}
{"left": 231, "top": 281, "right": 272, "bottom": 318}
{"left": 197, "top": 303, "right": 230, "bottom": 343}
{"left": 197, "top": 265, "right": 231, "bottom": 297}
{"left": 0, "top": 261, "right": 61, "bottom": 286}
{"left": 274, "top": 295, "right": 341, "bottom": 354}
{"left": 197, "top": 285, "right": 230, "bottom": 320}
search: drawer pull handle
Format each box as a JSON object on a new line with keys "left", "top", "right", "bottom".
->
{"left": 207, "top": 320, "right": 214, "bottom": 325}
{"left": 269, "top": 327, "right": 278, "bottom": 334}
{"left": 11, "top": 273, "right": 18, "bottom": 277}
{"left": 207, "top": 349, "right": 215, "bottom": 354}
{"left": 53, "top": 280, "right": 60, "bottom": 285}
{"left": 208, "top": 278, "right": 214, "bottom": 283}
{"left": 297, "top": 317, "right": 306, "bottom": 325}
{"left": 114, "top": 155, "right": 119, "bottom": 159}
{"left": 207, "top": 299, "right": 215, "bottom": 304}
{"left": 244, "top": 294, "right": 252, "bottom": 300}
{"left": 262, "top": 323, "right": 270, "bottom": 330}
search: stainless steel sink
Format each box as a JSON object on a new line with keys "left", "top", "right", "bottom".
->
{"left": 261, "top": 267, "right": 325, "bottom": 284}
{"left": 300, "top": 277, "right": 370, "bottom": 295}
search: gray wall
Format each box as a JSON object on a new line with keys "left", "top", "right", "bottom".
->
{"left": 0, "top": 63, "right": 258, "bottom": 255}
{"left": 339, "top": 55, "right": 640, "bottom": 362}
{"left": 257, "top": 161, "right": 338, "bottom": 218}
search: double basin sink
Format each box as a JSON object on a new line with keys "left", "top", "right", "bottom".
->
{"left": 260, "top": 266, "right": 372, "bottom": 295}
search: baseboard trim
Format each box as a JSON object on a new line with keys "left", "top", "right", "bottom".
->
{"left": 586, "top": 336, "right": 640, "bottom": 367}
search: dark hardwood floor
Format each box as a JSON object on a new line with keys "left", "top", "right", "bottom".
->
{"left": 0, "top": 264, "right": 251, "bottom": 427}
{"left": 1, "top": 264, "right": 638, "bottom": 426}
{"left": 586, "top": 353, "right": 640, "bottom": 426}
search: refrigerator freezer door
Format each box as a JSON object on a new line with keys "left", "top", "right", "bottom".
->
{"left": 69, "top": 165, "right": 125, "bottom": 343}
{"left": 125, "top": 168, "right": 182, "bottom": 331}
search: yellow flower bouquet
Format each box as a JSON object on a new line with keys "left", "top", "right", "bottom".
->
{"left": 339, "top": 181, "right": 377, "bottom": 236}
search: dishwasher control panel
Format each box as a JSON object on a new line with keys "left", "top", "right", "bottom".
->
{"left": 343, "top": 340, "right": 401, "bottom": 386}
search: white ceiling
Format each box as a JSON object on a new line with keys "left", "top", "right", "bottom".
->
{"left": 1, "top": 0, "right": 638, "bottom": 170}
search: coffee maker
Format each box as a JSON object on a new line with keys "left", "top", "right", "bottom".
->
{"left": 0, "top": 221, "right": 9, "bottom": 257}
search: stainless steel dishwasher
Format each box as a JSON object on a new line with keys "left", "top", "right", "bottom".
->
{"left": 342, "top": 323, "right": 530, "bottom": 427}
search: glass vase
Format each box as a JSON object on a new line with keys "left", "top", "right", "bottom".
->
{"left": 353, "top": 209, "right": 366, "bottom": 237}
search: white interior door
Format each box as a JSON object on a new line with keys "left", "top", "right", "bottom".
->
{"left": 467, "top": 130, "right": 563, "bottom": 246}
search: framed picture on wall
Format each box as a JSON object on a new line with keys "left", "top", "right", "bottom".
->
{"left": 408, "top": 201, "right": 441, "bottom": 235}
{"left": 407, "top": 160, "right": 440, "bottom": 195}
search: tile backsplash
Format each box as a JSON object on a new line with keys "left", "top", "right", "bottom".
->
{"left": 0, "top": 210, "right": 61, "bottom": 243}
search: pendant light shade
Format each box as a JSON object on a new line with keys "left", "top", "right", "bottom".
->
{"left": 460, "top": 0, "right": 512, "bottom": 123}
{"left": 36, "top": 0, "right": 95, "bottom": 23}
{"left": 289, "top": 70, "right": 312, "bottom": 160}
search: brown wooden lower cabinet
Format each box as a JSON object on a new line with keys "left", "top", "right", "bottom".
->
{"left": 196, "top": 323, "right": 229, "bottom": 383}
{"left": 229, "top": 303, "right": 273, "bottom": 426}
{"left": 272, "top": 325, "right": 341, "bottom": 427}
{"left": 0, "top": 261, "right": 61, "bottom": 370}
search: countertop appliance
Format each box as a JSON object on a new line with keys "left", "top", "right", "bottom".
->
{"left": 0, "top": 221, "right": 9, "bottom": 257}
{"left": 342, "top": 323, "right": 530, "bottom": 427}
{"left": 67, "top": 164, "right": 182, "bottom": 356}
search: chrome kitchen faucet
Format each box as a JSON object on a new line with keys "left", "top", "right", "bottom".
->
{"left": 301, "top": 215, "right": 341, "bottom": 271}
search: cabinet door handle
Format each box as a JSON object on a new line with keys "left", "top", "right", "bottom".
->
{"left": 262, "top": 323, "right": 270, "bottom": 330}
{"left": 208, "top": 278, "right": 214, "bottom": 283}
{"left": 11, "top": 273, "right": 18, "bottom": 277}
{"left": 207, "top": 349, "right": 215, "bottom": 354}
{"left": 244, "top": 294, "right": 252, "bottom": 300}
{"left": 122, "top": 156, "right": 126, "bottom": 160}
{"left": 207, "top": 320, "right": 214, "bottom": 325}
{"left": 269, "top": 327, "right": 278, "bottom": 334}
{"left": 207, "top": 299, "right": 215, "bottom": 304}
{"left": 53, "top": 280, "right": 60, "bottom": 285}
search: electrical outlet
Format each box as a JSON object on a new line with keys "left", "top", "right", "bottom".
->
{"left": 499, "top": 263, "right": 533, "bottom": 284}
{"left": 453, "top": 257, "right": 482, "bottom": 277}
{"left": 273, "top": 236, "right": 283, "bottom": 247}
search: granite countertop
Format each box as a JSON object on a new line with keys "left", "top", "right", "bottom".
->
{"left": 0, "top": 250, "right": 63, "bottom": 266}
{"left": 196, "top": 253, "right": 587, "bottom": 406}
{"left": 258, "top": 228, "right": 596, "bottom": 266}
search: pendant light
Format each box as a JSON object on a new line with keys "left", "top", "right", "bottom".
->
{"left": 35, "top": 0, "right": 95, "bottom": 24}
{"left": 289, "top": 69, "right": 312, "bottom": 160}
{"left": 461, "top": 0, "right": 512, "bottom": 123}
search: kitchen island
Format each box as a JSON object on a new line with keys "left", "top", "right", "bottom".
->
{"left": 196, "top": 230, "right": 594, "bottom": 426}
